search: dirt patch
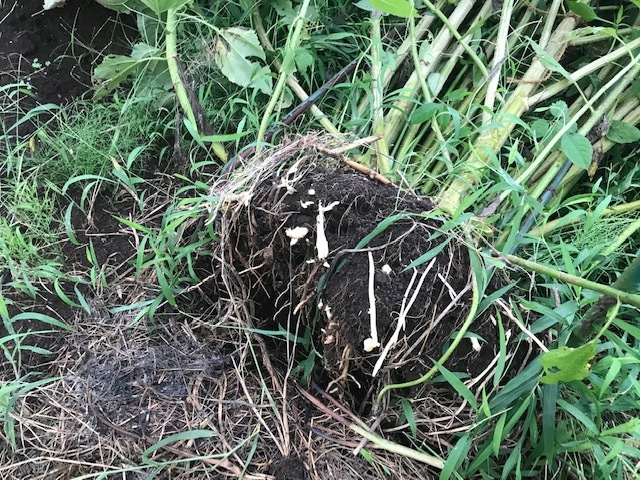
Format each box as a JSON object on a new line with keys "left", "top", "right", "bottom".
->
{"left": 0, "top": 0, "right": 135, "bottom": 132}
{"left": 215, "top": 136, "right": 499, "bottom": 409}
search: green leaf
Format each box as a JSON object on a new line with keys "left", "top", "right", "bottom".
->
{"left": 539, "top": 342, "right": 597, "bottom": 384}
{"left": 567, "top": 0, "right": 598, "bottom": 21}
{"left": 94, "top": 0, "right": 145, "bottom": 12}
{"left": 410, "top": 103, "right": 441, "bottom": 124}
{"left": 561, "top": 132, "right": 592, "bottom": 169}
{"left": 434, "top": 361, "right": 477, "bottom": 412}
{"left": 213, "top": 27, "right": 272, "bottom": 94}
{"left": 401, "top": 399, "right": 417, "bottom": 438}
{"left": 140, "top": 0, "right": 190, "bottom": 15}
{"left": 606, "top": 120, "right": 640, "bottom": 144}
{"left": 92, "top": 55, "right": 143, "bottom": 99}
{"left": 369, "top": 0, "right": 419, "bottom": 17}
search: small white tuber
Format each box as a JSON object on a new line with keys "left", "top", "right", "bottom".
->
{"left": 285, "top": 226, "right": 309, "bottom": 245}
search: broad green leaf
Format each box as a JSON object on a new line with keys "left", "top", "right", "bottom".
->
{"left": 140, "top": 0, "right": 190, "bottom": 15}
{"left": 606, "top": 120, "right": 640, "bottom": 144}
{"left": 561, "top": 132, "right": 592, "bottom": 169}
{"left": 94, "top": 0, "right": 145, "bottom": 12}
{"left": 369, "top": 0, "right": 419, "bottom": 17}
{"left": 410, "top": 103, "right": 441, "bottom": 124}
{"left": 531, "top": 119, "right": 551, "bottom": 139}
{"left": 213, "top": 27, "right": 272, "bottom": 94}
{"left": 567, "top": 0, "right": 598, "bottom": 21}
{"left": 539, "top": 342, "right": 597, "bottom": 384}
{"left": 93, "top": 55, "right": 144, "bottom": 99}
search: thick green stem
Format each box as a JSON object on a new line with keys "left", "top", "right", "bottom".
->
{"left": 253, "top": 10, "right": 340, "bottom": 135}
{"left": 166, "top": 8, "right": 226, "bottom": 162}
{"left": 370, "top": 11, "right": 391, "bottom": 173}
{"left": 505, "top": 255, "right": 640, "bottom": 308}
{"left": 256, "top": 0, "right": 311, "bottom": 146}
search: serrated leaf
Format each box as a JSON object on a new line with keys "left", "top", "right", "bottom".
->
{"left": 294, "top": 47, "right": 314, "bottom": 73}
{"left": 561, "top": 132, "right": 592, "bottom": 169}
{"left": 140, "top": 0, "right": 190, "bottom": 15}
{"left": 606, "top": 120, "right": 640, "bottom": 144}
{"left": 213, "top": 27, "right": 271, "bottom": 92}
{"left": 531, "top": 119, "right": 550, "bottom": 139}
{"left": 369, "top": 0, "right": 419, "bottom": 17}
{"left": 92, "top": 55, "right": 142, "bottom": 99}
{"left": 567, "top": 0, "right": 598, "bottom": 21}
{"left": 131, "top": 42, "right": 158, "bottom": 60}
{"left": 539, "top": 342, "right": 596, "bottom": 384}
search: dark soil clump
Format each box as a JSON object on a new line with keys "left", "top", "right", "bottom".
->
{"left": 216, "top": 137, "right": 499, "bottom": 408}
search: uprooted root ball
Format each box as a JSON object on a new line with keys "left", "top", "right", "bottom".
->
{"left": 214, "top": 136, "right": 498, "bottom": 406}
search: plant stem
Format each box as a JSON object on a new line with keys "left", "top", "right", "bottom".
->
{"left": 256, "top": 0, "right": 311, "bottom": 146}
{"left": 165, "top": 7, "right": 226, "bottom": 162}
{"left": 370, "top": 11, "right": 391, "bottom": 173}
{"left": 439, "top": 16, "right": 578, "bottom": 214}
{"left": 527, "top": 36, "right": 640, "bottom": 107}
{"left": 384, "top": 0, "right": 478, "bottom": 147}
{"left": 483, "top": 0, "right": 513, "bottom": 125}
{"left": 253, "top": 11, "right": 340, "bottom": 135}
{"left": 505, "top": 254, "right": 640, "bottom": 308}
{"left": 528, "top": 200, "right": 640, "bottom": 237}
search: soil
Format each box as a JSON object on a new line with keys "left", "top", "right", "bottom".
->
{"left": 0, "top": 0, "right": 135, "bottom": 132}
{"left": 217, "top": 140, "right": 499, "bottom": 410}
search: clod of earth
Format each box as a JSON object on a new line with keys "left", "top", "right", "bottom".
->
{"left": 214, "top": 136, "right": 499, "bottom": 407}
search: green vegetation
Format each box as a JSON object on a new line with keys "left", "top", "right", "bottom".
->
{"left": 2, "top": 0, "right": 640, "bottom": 478}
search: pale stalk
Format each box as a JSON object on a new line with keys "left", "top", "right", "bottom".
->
{"left": 517, "top": 59, "right": 640, "bottom": 202}
{"left": 483, "top": 0, "right": 513, "bottom": 125}
{"left": 384, "top": 0, "right": 478, "bottom": 147}
{"left": 495, "top": 60, "right": 640, "bottom": 246}
{"left": 356, "top": 3, "right": 442, "bottom": 117}
{"left": 601, "top": 218, "right": 640, "bottom": 257}
{"left": 527, "top": 36, "right": 640, "bottom": 107}
{"left": 370, "top": 11, "right": 391, "bottom": 173}
{"left": 551, "top": 101, "right": 640, "bottom": 204}
{"left": 256, "top": 0, "right": 311, "bottom": 146}
{"left": 253, "top": 10, "right": 340, "bottom": 135}
{"left": 421, "top": 0, "right": 488, "bottom": 78}
{"left": 166, "top": 7, "right": 226, "bottom": 161}
{"left": 538, "top": 0, "right": 564, "bottom": 48}
{"left": 570, "top": 27, "right": 635, "bottom": 46}
{"left": 439, "top": 16, "right": 579, "bottom": 214}
{"left": 396, "top": 0, "right": 493, "bottom": 167}
{"left": 529, "top": 200, "right": 640, "bottom": 237}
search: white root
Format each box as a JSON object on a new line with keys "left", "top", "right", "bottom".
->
{"left": 372, "top": 258, "right": 436, "bottom": 377}
{"left": 363, "top": 252, "right": 380, "bottom": 352}
{"left": 315, "top": 201, "right": 339, "bottom": 260}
